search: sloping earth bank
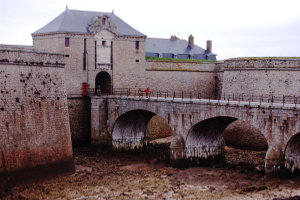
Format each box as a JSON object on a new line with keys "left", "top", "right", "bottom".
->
{"left": 1, "top": 145, "right": 300, "bottom": 200}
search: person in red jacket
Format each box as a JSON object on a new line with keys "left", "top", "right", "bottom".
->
{"left": 145, "top": 88, "right": 149, "bottom": 98}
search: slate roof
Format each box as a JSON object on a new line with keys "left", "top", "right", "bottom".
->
{"left": 146, "top": 38, "right": 216, "bottom": 56}
{"left": 32, "top": 9, "right": 146, "bottom": 37}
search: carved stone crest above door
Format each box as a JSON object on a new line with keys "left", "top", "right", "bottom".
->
{"left": 88, "top": 15, "right": 117, "bottom": 34}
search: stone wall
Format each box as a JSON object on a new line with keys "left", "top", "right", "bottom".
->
{"left": 144, "top": 60, "right": 219, "bottom": 96}
{"left": 222, "top": 59, "right": 300, "bottom": 96}
{"left": 33, "top": 33, "right": 104, "bottom": 96}
{"left": 67, "top": 97, "right": 91, "bottom": 147}
{"left": 112, "top": 36, "right": 147, "bottom": 89}
{"left": 0, "top": 48, "right": 73, "bottom": 178}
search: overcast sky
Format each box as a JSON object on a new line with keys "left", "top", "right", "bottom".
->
{"left": 0, "top": 0, "right": 299, "bottom": 60}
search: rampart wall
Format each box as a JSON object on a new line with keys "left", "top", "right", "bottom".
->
{"left": 144, "top": 60, "right": 222, "bottom": 97}
{"left": 0, "top": 48, "right": 74, "bottom": 183}
{"left": 221, "top": 59, "right": 300, "bottom": 96}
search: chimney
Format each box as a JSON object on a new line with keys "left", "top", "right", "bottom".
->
{"left": 188, "top": 34, "right": 194, "bottom": 48}
{"left": 206, "top": 40, "right": 212, "bottom": 53}
{"left": 171, "top": 35, "right": 179, "bottom": 41}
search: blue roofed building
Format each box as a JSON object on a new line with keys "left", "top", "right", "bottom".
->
{"left": 146, "top": 35, "right": 217, "bottom": 61}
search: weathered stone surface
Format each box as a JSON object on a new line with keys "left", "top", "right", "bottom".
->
{"left": 91, "top": 96, "right": 300, "bottom": 177}
{"left": 68, "top": 97, "right": 91, "bottom": 147}
{"left": 222, "top": 120, "right": 268, "bottom": 151}
{"left": 0, "top": 48, "right": 73, "bottom": 180}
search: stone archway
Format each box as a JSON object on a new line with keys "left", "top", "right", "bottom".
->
{"left": 184, "top": 116, "right": 238, "bottom": 165}
{"left": 111, "top": 109, "right": 156, "bottom": 151}
{"left": 95, "top": 71, "right": 111, "bottom": 94}
{"left": 285, "top": 133, "right": 300, "bottom": 177}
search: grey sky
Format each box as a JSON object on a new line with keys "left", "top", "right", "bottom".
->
{"left": 0, "top": 0, "right": 299, "bottom": 60}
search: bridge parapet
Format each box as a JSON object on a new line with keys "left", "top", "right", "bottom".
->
{"left": 88, "top": 88, "right": 300, "bottom": 106}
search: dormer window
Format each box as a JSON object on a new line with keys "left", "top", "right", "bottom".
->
{"left": 135, "top": 41, "right": 139, "bottom": 50}
{"left": 102, "top": 18, "right": 106, "bottom": 25}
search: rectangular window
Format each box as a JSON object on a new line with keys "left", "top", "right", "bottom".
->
{"left": 102, "top": 18, "right": 106, "bottom": 25}
{"left": 82, "top": 82, "right": 87, "bottom": 96}
{"left": 83, "top": 38, "right": 87, "bottom": 70}
{"left": 102, "top": 41, "right": 106, "bottom": 46}
{"left": 135, "top": 41, "right": 139, "bottom": 50}
{"left": 65, "top": 37, "right": 70, "bottom": 47}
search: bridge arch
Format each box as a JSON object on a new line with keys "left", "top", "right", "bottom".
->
{"left": 184, "top": 116, "right": 237, "bottom": 164}
{"left": 92, "top": 97, "right": 300, "bottom": 177}
{"left": 285, "top": 132, "right": 300, "bottom": 176}
{"left": 111, "top": 109, "right": 173, "bottom": 150}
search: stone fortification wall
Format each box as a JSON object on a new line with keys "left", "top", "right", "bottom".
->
{"left": 0, "top": 48, "right": 73, "bottom": 178}
{"left": 67, "top": 97, "right": 91, "bottom": 147}
{"left": 222, "top": 59, "right": 300, "bottom": 96}
{"left": 144, "top": 60, "right": 219, "bottom": 96}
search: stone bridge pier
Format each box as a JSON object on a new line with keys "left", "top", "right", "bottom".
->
{"left": 91, "top": 96, "right": 300, "bottom": 178}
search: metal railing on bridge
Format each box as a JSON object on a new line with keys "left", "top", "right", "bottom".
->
{"left": 84, "top": 88, "right": 300, "bottom": 106}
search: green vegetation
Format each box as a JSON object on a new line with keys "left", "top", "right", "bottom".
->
{"left": 146, "top": 56, "right": 218, "bottom": 63}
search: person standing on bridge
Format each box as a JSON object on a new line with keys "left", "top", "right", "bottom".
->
{"left": 138, "top": 88, "right": 142, "bottom": 98}
{"left": 96, "top": 85, "right": 101, "bottom": 95}
{"left": 145, "top": 88, "right": 150, "bottom": 98}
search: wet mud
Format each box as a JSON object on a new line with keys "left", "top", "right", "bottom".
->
{"left": 1, "top": 144, "right": 300, "bottom": 200}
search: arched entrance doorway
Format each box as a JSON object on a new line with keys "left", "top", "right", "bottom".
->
{"left": 95, "top": 71, "right": 111, "bottom": 94}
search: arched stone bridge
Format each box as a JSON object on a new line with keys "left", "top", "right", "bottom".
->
{"left": 91, "top": 96, "right": 300, "bottom": 178}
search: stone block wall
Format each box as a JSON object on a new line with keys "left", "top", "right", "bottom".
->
{"left": 112, "top": 36, "right": 147, "bottom": 89}
{"left": 0, "top": 48, "right": 73, "bottom": 176}
{"left": 33, "top": 33, "right": 106, "bottom": 96}
{"left": 222, "top": 59, "right": 300, "bottom": 96}
{"left": 67, "top": 97, "right": 91, "bottom": 147}
{"left": 144, "top": 60, "right": 219, "bottom": 96}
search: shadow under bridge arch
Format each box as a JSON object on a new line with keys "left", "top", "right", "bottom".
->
{"left": 285, "top": 132, "right": 300, "bottom": 177}
{"left": 185, "top": 116, "right": 238, "bottom": 166}
{"left": 111, "top": 109, "right": 156, "bottom": 151}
